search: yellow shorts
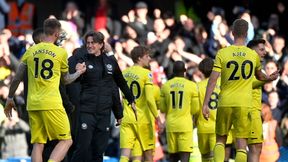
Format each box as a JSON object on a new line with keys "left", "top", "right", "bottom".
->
{"left": 248, "top": 109, "right": 263, "bottom": 144}
{"left": 216, "top": 107, "right": 250, "bottom": 138}
{"left": 120, "top": 123, "right": 155, "bottom": 151}
{"left": 29, "top": 109, "right": 71, "bottom": 144}
{"left": 197, "top": 133, "right": 216, "bottom": 155}
{"left": 226, "top": 130, "right": 234, "bottom": 144}
{"left": 131, "top": 139, "right": 143, "bottom": 157}
{"left": 167, "top": 131, "right": 193, "bottom": 153}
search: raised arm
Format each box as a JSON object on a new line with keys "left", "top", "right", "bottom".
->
{"left": 178, "top": 50, "right": 203, "bottom": 64}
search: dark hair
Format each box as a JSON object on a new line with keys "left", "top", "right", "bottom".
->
{"left": 32, "top": 28, "right": 44, "bottom": 44}
{"left": 232, "top": 19, "right": 248, "bottom": 38}
{"left": 43, "top": 18, "right": 61, "bottom": 36}
{"left": 198, "top": 58, "right": 214, "bottom": 78}
{"left": 247, "top": 39, "right": 266, "bottom": 49}
{"left": 162, "top": 11, "right": 174, "bottom": 19}
{"left": 84, "top": 31, "right": 105, "bottom": 52}
{"left": 84, "top": 31, "right": 104, "bottom": 44}
{"left": 173, "top": 61, "right": 186, "bottom": 74}
{"left": 131, "top": 46, "right": 151, "bottom": 63}
{"left": 265, "top": 59, "right": 279, "bottom": 70}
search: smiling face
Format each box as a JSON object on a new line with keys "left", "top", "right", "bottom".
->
{"left": 86, "top": 36, "right": 103, "bottom": 55}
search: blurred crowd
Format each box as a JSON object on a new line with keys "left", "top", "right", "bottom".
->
{"left": 1, "top": 0, "right": 288, "bottom": 161}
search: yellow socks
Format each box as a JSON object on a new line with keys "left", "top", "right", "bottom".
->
{"left": 202, "top": 157, "right": 214, "bottom": 162}
{"left": 214, "top": 143, "right": 225, "bottom": 162}
{"left": 120, "top": 156, "right": 129, "bottom": 162}
{"left": 235, "top": 149, "right": 247, "bottom": 162}
{"left": 132, "top": 160, "right": 141, "bottom": 162}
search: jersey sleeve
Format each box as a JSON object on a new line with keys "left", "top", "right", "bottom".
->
{"left": 190, "top": 82, "right": 199, "bottom": 115}
{"left": 160, "top": 84, "right": 167, "bottom": 113}
{"left": 144, "top": 72, "right": 158, "bottom": 118}
{"left": 153, "top": 85, "right": 161, "bottom": 110}
{"left": 60, "top": 49, "right": 69, "bottom": 73}
{"left": 213, "top": 50, "right": 222, "bottom": 72}
{"left": 252, "top": 78, "right": 265, "bottom": 89}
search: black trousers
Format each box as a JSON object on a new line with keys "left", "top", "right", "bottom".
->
{"left": 70, "top": 112, "right": 110, "bottom": 162}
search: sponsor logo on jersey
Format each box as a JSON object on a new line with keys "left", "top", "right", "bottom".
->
{"left": 106, "top": 64, "right": 113, "bottom": 74}
{"left": 148, "top": 73, "right": 152, "bottom": 78}
{"left": 81, "top": 123, "right": 88, "bottom": 130}
{"left": 88, "top": 65, "right": 93, "bottom": 69}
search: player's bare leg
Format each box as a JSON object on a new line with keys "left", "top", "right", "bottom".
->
{"left": 235, "top": 138, "right": 248, "bottom": 162}
{"left": 49, "top": 139, "right": 73, "bottom": 162}
{"left": 179, "top": 152, "right": 190, "bottom": 162}
{"left": 143, "top": 149, "right": 153, "bottom": 162}
{"left": 31, "top": 143, "right": 44, "bottom": 162}
{"left": 120, "top": 148, "right": 131, "bottom": 162}
{"left": 248, "top": 143, "right": 262, "bottom": 162}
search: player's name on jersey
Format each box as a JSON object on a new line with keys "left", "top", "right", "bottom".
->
{"left": 33, "top": 49, "right": 56, "bottom": 58}
{"left": 124, "top": 72, "right": 139, "bottom": 80}
{"left": 232, "top": 52, "right": 246, "bottom": 57}
{"left": 170, "top": 82, "right": 184, "bottom": 88}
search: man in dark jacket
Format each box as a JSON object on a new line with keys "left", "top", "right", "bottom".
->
{"left": 70, "top": 31, "right": 135, "bottom": 162}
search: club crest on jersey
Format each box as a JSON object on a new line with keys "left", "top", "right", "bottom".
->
{"left": 88, "top": 65, "right": 93, "bottom": 69}
{"left": 106, "top": 64, "right": 113, "bottom": 74}
{"left": 81, "top": 123, "right": 88, "bottom": 130}
{"left": 148, "top": 73, "right": 152, "bottom": 78}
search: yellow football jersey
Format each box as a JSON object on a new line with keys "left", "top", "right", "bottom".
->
{"left": 196, "top": 78, "right": 221, "bottom": 133}
{"left": 160, "top": 77, "right": 198, "bottom": 132}
{"left": 153, "top": 84, "right": 161, "bottom": 110}
{"left": 213, "top": 45, "right": 261, "bottom": 107}
{"left": 252, "top": 77, "right": 265, "bottom": 111}
{"left": 122, "top": 66, "right": 158, "bottom": 123}
{"left": 21, "top": 42, "right": 68, "bottom": 111}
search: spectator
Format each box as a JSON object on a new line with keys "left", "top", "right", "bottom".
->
{"left": 7, "top": 0, "right": 36, "bottom": 37}
{"left": 0, "top": 0, "right": 10, "bottom": 30}
{"left": 260, "top": 103, "right": 281, "bottom": 162}
{"left": 270, "top": 35, "right": 288, "bottom": 65}
{"left": 281, "top": 114, "right": 288, "bottom": 146}
{"left": 131, "top": 1, "right": 153, "bottom": 40}
{"left": 0, "top": 109, "right": 29, "bottom": 159}
{"left": 267, "top": 90, "right": 283, "bottom": 123}
{"left": 61, "top": 1, "right": 84, "bottom": 36}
